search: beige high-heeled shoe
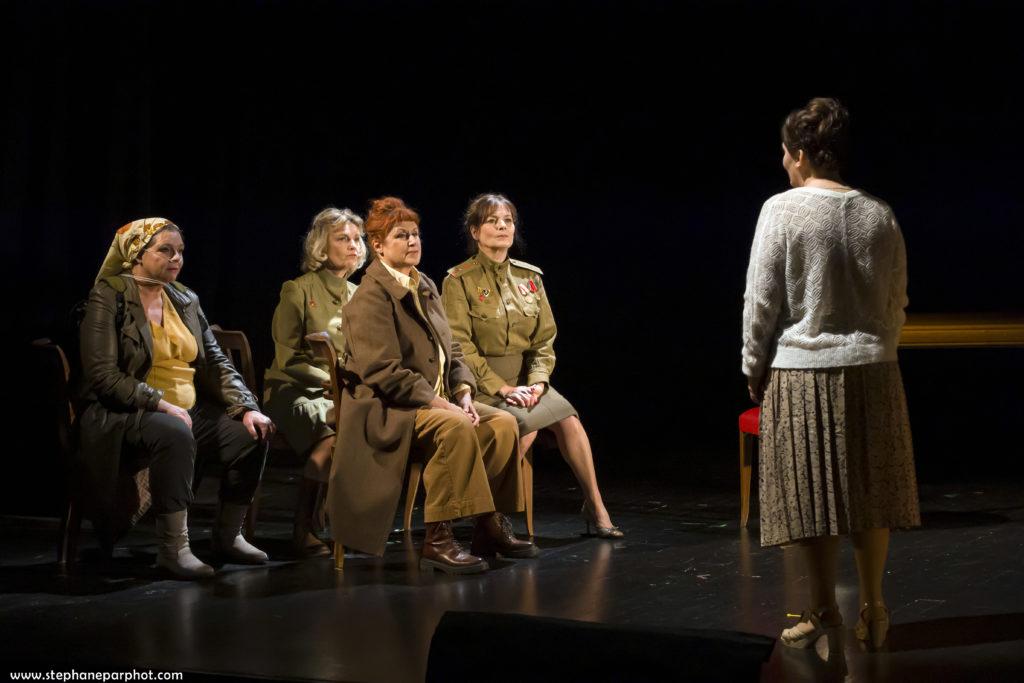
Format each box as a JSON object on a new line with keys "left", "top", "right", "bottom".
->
{"left": 780, "top": 608, "right": 843, "bottom": 649}
{"left": 855, "top": 603, "right": 890, "bottom": 649}
{"left": 581, "top": 501, "right": 624, "bottom": 539}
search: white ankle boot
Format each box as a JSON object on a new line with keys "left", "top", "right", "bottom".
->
{"left": 212, "top": 503, "right": 268, "bottom": 564}
{"left": 155, "top": 510, "right": 215, "bottom": 579}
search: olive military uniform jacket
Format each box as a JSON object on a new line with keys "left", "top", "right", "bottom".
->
{"left": 264, "top": 269, "right": 358, "bottom": 396}
{"left": 328, "top": 259, "right": 477, "bottom": 556}
{"left": 77, "top": 276, "right": 259, "bottom": 542}
{"left": 441, "top": 255, "right": 557, "bottom": 396}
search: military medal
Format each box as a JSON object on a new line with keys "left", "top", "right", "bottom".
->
{"left": 517, "top": 283, "right": 529, "bottom": 296}
{"left": 528, "top": 279, "right": 538, "bottom": 293}
{"left": 309, "top": 299, "right": 317, "bottom": 309}
{"left": 477, "top": 287, "right": 491, "bottom": 303}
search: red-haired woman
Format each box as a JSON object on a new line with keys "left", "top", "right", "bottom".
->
{"left": 327, "top": 197, "right": 537, "bottom": 574}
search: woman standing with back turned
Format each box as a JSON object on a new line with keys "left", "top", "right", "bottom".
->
{"left": 742, "top": 98, "right": 920, "bottom": 649}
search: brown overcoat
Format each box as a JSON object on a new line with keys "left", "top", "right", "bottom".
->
{"left": 328, "top": 259, "right": 477, "bottom": 555}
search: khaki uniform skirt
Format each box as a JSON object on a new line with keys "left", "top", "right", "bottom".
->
{"left": 474, "top": 353, "right": 577, "bottom": 434}
{"left": 758, "top": 362, "right": 921, "bottom": 547}
{"left": 263, "top": 381, "right": 334, "bottom": 457}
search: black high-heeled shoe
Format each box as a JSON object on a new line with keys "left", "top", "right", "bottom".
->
{"left": 581, "top": 501, "right": 624, "bottom": 539}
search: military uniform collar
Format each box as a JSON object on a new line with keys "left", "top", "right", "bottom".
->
{"left": 476, "top": 252, "right": 510, "bottom": 276}
{"left": 315, "top": 268, "right": 351, "bottom": 299}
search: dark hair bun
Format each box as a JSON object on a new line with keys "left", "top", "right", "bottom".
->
{"left": 782, "top": 97, "right": 850, "bottom": 172}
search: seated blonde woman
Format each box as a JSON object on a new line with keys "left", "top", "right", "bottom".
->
{"left": 263, "top": 207, "right": 366, "bottom": 556}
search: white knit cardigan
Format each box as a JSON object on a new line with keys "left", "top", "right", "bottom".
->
{"left": 741, "top": 187, "right": 908, "bottom": 379}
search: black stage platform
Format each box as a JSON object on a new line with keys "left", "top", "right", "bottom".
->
{"left": 2, "top": 466, "right": 1023, "bottom": 682}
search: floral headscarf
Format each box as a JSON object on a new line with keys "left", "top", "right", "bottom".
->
{"left": 94, "top": 217, "right": 178, "bottom": 284}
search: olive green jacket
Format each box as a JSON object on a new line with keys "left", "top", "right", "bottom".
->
{"left": 441, "top": 254, "right": 557, "bottom": 396}
{"left": 264, "top": 269, "right": 358, "bottom": 397}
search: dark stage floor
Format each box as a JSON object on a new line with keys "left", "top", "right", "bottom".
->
{"left": 2, "top": 464, "right": 1023, "bottom": 682}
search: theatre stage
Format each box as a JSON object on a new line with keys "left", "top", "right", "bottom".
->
{"left": 2, "top": 466, "right": 1023, "bottom": 682}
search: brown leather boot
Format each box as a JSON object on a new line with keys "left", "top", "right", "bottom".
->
{"left": 420, "top": 520, "right": 488, "bottom": 574}
{"left": 292, "top": 477, "right": 331, "bottom": 558}
{"left": 471, "top": 512, "right": 539, "bottom": 558}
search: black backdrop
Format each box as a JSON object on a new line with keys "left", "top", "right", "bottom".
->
{"left": 4, "top": 0, "right": 1023, "bottom": 515}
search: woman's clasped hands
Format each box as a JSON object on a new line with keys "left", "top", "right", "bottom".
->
{"left": 500, "top": 384, "right": 544, "bottom": 408}
{"left": 429, "top": 393, "right": 481, "bottom": 426}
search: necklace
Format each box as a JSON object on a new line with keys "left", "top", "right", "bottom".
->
{"left": 121, "top": 273, "right": 166, "bottom": 287}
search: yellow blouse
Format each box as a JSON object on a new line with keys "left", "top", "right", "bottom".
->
{"left": 145, "top": 290, "right": 198, "bottom": 409}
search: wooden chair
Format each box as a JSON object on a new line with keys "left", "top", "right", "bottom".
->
{"left": 306, "top": 331, "right": 538, "bottom": 569}
{"left": 207, "top": 325, "right": 267, "bottom": 540}
{"left": 522, "top": 449, "right": 535, "bottom": 537}
{"left": 32, "top": 339, "right": 82, "bottom": 571}
{"left": 518, "top": 432, "right": 558, "bottom": 538}
{"left": 309, "top": 331, "right": 420, "bottom": 571}
{"left": 209, "top": 324, "right": 296, "bottom": 457}
{"left": 303, "top": 332, "right": 348, "bottom": 570}
{"left": 738, "top": 407, "right": 760, "bottom": 527}
{"left": 40, "top": 327, "right": 267, "bottom": 569}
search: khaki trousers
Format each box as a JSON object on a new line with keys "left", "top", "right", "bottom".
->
{"left": 413, "top": 402, "right": 523, "bottom": 523}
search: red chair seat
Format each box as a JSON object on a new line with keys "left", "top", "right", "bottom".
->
{"left": 739, "top": 407, "right": 760, "bottom": 435}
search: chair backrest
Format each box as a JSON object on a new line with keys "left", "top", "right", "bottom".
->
{"left": 305, "top": 331, "right": 341, "bottom": 430}
{"left": 209, "top": 325, "right": 258, "bottom": 394}
{"left": 31, "top": 339, "right": 74, "bottom": 458}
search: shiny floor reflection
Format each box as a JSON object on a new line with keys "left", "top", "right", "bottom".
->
{"left": 2, "top": 471, "right": 1023, "bottom": 682}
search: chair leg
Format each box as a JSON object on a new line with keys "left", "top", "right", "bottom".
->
{"left": 191, "top": 469, "right": 205, "bottom": 497}
{"left": 739, "top": 432, "right": 754, "bottom": 528}
{"left": 58, "top": 499, "right": 81, "bottom": 571}
{"left": 403, "top": 461, "right": 423, "bottom": 532}
{"left": 334, "top": 540, "right": 345, "bottom": 571}
{"left": 244, "top": 483, "right": 261, "bottom": 541}
{"left": 523, "top": 447, "right": 535, "bottom": 538}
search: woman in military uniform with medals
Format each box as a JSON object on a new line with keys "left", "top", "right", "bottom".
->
{"left": 441, "top": 194, "right": 623, "bottom": 538}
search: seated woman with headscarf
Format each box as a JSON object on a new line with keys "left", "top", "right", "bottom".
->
{"left": 78, "top": 218, "right": 275, "bottom": 579}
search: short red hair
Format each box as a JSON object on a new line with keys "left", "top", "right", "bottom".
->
{"left": 365, "top": 196, "right": 420, "bottom": 248}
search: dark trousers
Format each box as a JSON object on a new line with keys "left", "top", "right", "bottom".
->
{"left": 122, "top": 399, "right": 268, "bottom": 514}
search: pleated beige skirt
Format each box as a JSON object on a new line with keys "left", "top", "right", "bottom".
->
{"left": 758, "top": 362, "right": 921, "bottom": 547}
